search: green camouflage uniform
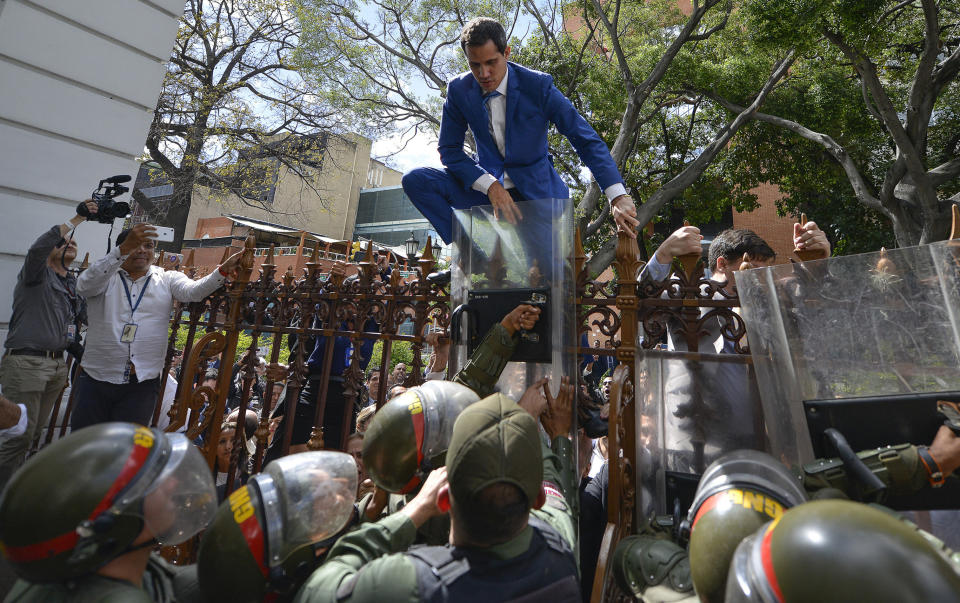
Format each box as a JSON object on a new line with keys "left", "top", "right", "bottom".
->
{"left": 450, "top": 322, "right": 516, "bottom": 399}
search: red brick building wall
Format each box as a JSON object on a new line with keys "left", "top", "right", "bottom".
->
{"left": 732, "top": 182, "right": 798, "bottom": 264}
{"left": 185, "top": 245, "right": 362, "bottom": 280}
{"left": 194, "top": 217, "right": 234, "bottom": 239}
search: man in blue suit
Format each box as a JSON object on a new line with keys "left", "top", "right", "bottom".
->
{"left": 402, "top": 17, "right": 639, "bottom": 245}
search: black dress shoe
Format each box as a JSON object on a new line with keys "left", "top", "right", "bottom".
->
{"left": 426, "top": 269, "right": 451, "bottom": 286}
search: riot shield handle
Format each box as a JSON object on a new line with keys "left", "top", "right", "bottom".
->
{"left": 518, "top": 292, "right": 547, "bottom": 343}
{"left": 450, "top": 304, "right": 476, "bottom": 345}
{"left": 824, "top": 428, "right": 887, "bottom": 501}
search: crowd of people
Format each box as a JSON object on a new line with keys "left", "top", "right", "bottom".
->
{"left": 2, "top": 192, "right": 958, "bottom": 602}
{"left": 2, "top": 14, "right": 960, "bottom": 603}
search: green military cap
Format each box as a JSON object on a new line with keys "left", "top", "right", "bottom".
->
{"left": 446, "top": 393, "right": 542, "bottom": 509}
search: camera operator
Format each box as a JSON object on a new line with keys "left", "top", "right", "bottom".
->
{"left": 71, "top": 223, "right": 242, "bottom": 430}
{"left": 0, "top": 202, "right": 95, "bottom": 491}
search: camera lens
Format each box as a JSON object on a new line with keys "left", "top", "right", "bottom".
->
{"left": 110, "top": 202, "right": 131, "bottom": 219}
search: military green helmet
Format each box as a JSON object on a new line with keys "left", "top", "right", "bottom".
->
{"left": 684, "top": 450, "right": 807, "bottom": 603}
{"left": 197, "top": 451, "right": 358, "bottom": 602}
{"left": 0, "top": 422, "right": 216, "bottom": 583}
{"left": 726, "top": 499, "right": 960, "bottom": 602}
{"left": 363, "top": 381, "right": 479, "bottom": 493}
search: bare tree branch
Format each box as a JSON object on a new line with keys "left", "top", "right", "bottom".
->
{"left": 709, "top": 94, "right": 886, "bottom": 214}
{"left": 634, "top": 51, "right": 797, "bottom": 229}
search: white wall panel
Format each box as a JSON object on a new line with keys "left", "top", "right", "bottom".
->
{"left": 0, "top": 255, "right": 27, "bottom": 328}
{"left": 0, "top": 0, "right": 167, "bottom": 108}
{"left": 149, "top": 0, "right": 188, "bottom": 15}
{"left": 0, "top": 0, "right": 184, "bottom": 342}
{"left": 0, "top": 192, "right": 117, "bottom": 258}
{"left": 0, "top": 122, "right": 139, "bottom": 201}
{"left": 33, "top": 0, "right": 181, "bottom": 60}
{"left": 0, "top": 60, "right": 153, "bottom": 153}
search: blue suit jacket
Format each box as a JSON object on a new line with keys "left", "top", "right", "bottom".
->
{"left": 438, "top": 62, "right": 623, "bottom": 198}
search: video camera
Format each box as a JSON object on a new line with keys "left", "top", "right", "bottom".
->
{"left": 77, "top": 175, "right": 132, "bottom": 224}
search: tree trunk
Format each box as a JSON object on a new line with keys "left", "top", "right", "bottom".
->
{"left": 165, "top": 178, "right": 195, "bottom": 252}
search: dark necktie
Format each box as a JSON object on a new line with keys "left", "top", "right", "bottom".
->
{"left": 482, "top": 90, "right": 502, "bottom": 157}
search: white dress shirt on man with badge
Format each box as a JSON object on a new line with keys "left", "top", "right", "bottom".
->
{"left": 77, "top": 245, "right": 226, "bottom": 384}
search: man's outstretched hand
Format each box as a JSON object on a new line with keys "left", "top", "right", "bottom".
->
{"left": 541, "top": 376, "right": 574, "bottom": 439}
{"left": 400, "top": 467, "right": 449, "bottom": 527}
{"left": 611, "top": 195, "right": 639, "bottom": 239}
{"left": 500, "top": 304, "right": 541, "bottom": 335}
{"left": 929, "top": 425, "right": 960, "bottom": 478}
{"left": 793, "top": 220, "right": 831, "bottom": 260}
{"left": 488, "top": 182, "right": 523, "bottom": 225}
{"left": 118, "top": 223, "right": 157, "bottom": 255}
{"left": 218, "top": 251, "right": 244, "bottom": 279}
{"left": 518, "top": 377, "right": 550, "bottom": 419}
{"left": 655, "top": 225, "right": 702, "bottom": 264}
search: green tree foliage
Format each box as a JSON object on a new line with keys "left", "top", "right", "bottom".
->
{"left": 706, "top": 0, "right": 960, "bottom": 248}
{"left": 139, "top": 0, "right": 343, "bottom": 249}
{"left": 293, "top": 0, "right": 799, "bottom": 274}
{"left": 367, "top": 340, "right": 415, "bottom": 374}
{"left": 172, "top": 326, "right": 291, "bottom": 367}
{"left": 293, "top": 0, "right": 956, "bottom": 259}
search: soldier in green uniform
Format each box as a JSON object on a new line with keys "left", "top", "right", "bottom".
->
{"left": 0, "top": 422, "right": 217, "bottom": 602}
{"left": 293, "top": 376, "right": 578, "bottom": 602}
{"left": 725, "top": 498, "right": 960, "bottom": 603}
{"left": 612, "top": 424, "right": 960, "bottom": 602}
{"left": 450, "top": 302, "right": 541, "bottom": 399}
{"left": 361, "top": 301, "right": 545, "bottom": 545}
{"left": 196, "top": 451, "right": 360, "bottom": 602}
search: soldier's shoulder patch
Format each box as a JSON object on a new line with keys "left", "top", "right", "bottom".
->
{"left": 543, "top": 481, "right": 567, "bottom": 511}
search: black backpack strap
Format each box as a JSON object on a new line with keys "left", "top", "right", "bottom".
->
{"left": 507, "top": 576, "right": 582, "bottom": 603}
{"left": 528, "top": 516, "right": 573, "bottom": 557}
{"left": 407, "top": 545, "right": 472, "bottom": 586}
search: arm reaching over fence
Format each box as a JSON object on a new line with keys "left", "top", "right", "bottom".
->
{"left": 452, "top": 304, "right": 541, "bottom": 398}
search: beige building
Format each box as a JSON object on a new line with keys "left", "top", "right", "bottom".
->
{"left": 185, "top": 133, "right": 402, "bottom": 242}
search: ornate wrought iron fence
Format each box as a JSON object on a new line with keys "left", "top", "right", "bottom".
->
{"left": 35, "top": 226, "right": 748, "bottom": 583}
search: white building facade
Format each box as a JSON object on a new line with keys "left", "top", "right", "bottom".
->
{"left": 0, "top": 0, "right": 184, "bottom": 344}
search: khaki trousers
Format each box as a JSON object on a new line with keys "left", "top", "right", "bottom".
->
{"left": 0, "top": 353, "right": 67, "bottom": 492}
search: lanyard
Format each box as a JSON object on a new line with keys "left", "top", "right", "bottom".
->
{"left": 119, "top": 274, "right": 152, "bottom": 316}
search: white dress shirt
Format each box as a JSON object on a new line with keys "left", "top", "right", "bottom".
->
{"left": 77, "top": 246, "right": 226, "bottom": 384}
{"left": 471, "top": 69, "right": 628, "bottom": 203}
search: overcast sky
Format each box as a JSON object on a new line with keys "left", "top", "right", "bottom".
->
{"left": 370, "top": 129, "right": 443, "bottom": 174}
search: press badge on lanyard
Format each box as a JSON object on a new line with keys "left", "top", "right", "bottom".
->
{"left": 121, "top": 323, "right": 138, "bottom": 343}
{"left": 120, "top": 274, "right": 151, "bottom": 344}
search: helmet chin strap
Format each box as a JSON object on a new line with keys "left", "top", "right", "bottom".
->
{"left": 123, "top": 534, "right": 158, "bottom": 555}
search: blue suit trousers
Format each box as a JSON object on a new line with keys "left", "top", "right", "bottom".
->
{"left": 402, "top": 167, "right": 489, "bottom": 244}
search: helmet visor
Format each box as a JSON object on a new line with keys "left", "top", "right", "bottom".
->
{"left": 142, "top": 433, "right": 218, "bottom": 545}
{"left": 262, "top": 451, "right": 357, "bottom": 566}
{"left": 419, "top": 382, "right": 479, "bottom": 462}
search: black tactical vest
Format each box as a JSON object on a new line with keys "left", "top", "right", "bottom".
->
{"left": 406, "top": 516, "right": 580, "bottom": 603}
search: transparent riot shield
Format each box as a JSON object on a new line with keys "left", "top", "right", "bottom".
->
{"left": 635, "top": 349, "right": 766, "bottom": 521}
{"left": 449, "top": 198, "right": 576, "bottom": 406}
{"left": 736, "top": 241, "right": 960, "bottom": 468}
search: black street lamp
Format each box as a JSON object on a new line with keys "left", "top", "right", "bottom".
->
{"left": 404, "top": 231, "right": 420, "bottom": 263}
{"left": 432, "top": 240, "right": 442, "bottom": 259}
